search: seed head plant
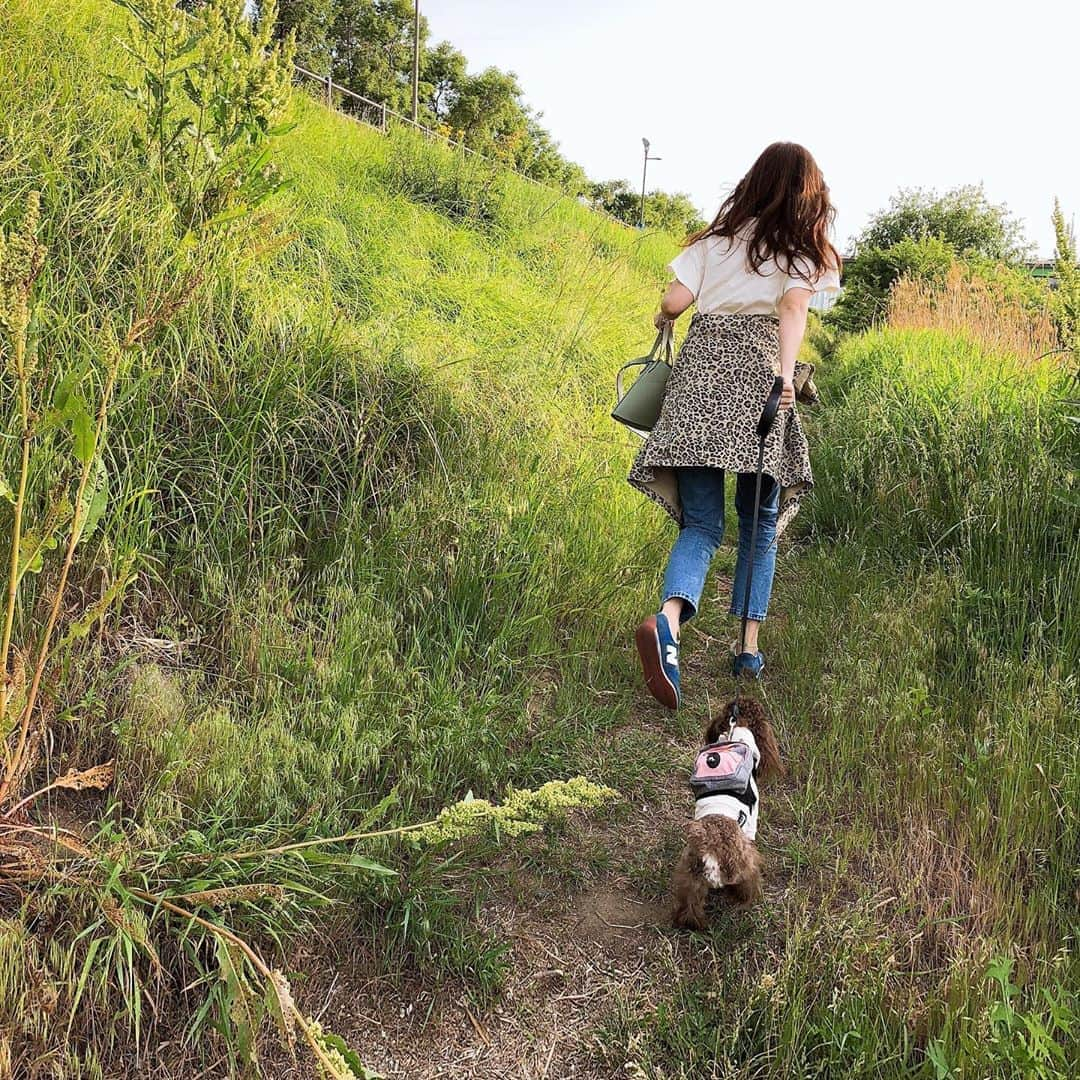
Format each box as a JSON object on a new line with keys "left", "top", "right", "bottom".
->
{"left": 888, "top": 262, "right": 1060, "bottom": 363}
{"left": 111, "top": 0, "right": 296, "bottom": 229}
{"left": 1051, "top": 199, "right": 1079, "bottom": 372}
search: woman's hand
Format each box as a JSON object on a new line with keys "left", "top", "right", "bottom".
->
{"left": 780, "top": 378, "right": 796, "bottom": 410}
{"left": 654, "top": 310, "right": 674, "bottom": 330}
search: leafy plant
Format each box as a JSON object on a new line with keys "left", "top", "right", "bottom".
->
{"left": 927, "top": 957, "right": 1076, "bottom": 1079}
{"left": 110, "top": 0, "right": 296, "bottom": 229}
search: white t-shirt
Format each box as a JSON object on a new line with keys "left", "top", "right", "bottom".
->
{"left": 669, "top": 232, "right": 841, "bottom": 317}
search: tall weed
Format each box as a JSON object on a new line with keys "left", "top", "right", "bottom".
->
{"left": 110, "top": 0, "right": 295, "bottom": 229}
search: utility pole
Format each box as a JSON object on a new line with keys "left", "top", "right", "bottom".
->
{"left": 640, "top": 137, "right": 661, "bottom": 228}
{"left": 412, "top": 1, "right": 420, "bottom": 124}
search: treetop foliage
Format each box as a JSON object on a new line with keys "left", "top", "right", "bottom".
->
{"left": 587, "top": 179, "right": 706, "bottom": 239}
{"left": 827, "top": 185, "right": 1043, "bottom": 335}
{"left": 854, "top": 184, "right": 1032, "bottom": 264}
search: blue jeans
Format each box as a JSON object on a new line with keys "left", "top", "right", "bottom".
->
{"left": 661, "top": 467, "right": 779, "bottom": 624}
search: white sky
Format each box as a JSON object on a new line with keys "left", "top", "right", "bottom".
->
{"left": 420, "top": 0, "right": 1079, "bottom": 256}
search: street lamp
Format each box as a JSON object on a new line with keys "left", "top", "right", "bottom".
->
{"left": 640, "top": 137, "right": 661, "bottom": 228}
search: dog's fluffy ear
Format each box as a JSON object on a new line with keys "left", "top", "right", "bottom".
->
{"left": 752, "top": 715, "right": 786, "bottom": 780}
{"left": 704, "top": 703, "right": 734, "bottom": 745}
{"left": 710, "top": 697, "right": 786, "bottom": 779}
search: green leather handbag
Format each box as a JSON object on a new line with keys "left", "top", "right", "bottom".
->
{"left": 611, "top": 326, "right": 673, "bottom": 438}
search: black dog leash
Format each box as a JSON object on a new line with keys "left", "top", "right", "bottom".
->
{"left": 730, "top": 375, "right": 785, "bottom": 727}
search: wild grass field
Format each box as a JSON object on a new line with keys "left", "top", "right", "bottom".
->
{"left": 0, "top": 0, "right": 1077, "bottom": 1077}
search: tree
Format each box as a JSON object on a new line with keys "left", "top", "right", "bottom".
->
{"left": 256, "top": 2, "right": 697, "bottom": 206}
{"left": 442, "top": 67, "right": 526, "bottom": 155}
{"left": 514, "top": 114, "right": 588, "bottom": 192}
{"left": 330, "top": 0, "right": 421, "bottom": 114}
{"left": 422, "top": 40, "right": 467, "bottom": 123}
{"left": 262, "top": 0, "right": 335, "bottom": 73}
{"left": 587, "top": 180, "right": 638, "bottom": 225}
{"left": 855, "top": 185, "right": 1031, "bottom": 264}
{"left": 419, "top": 44, "right": 584, "bottom": 189}
{"left": 587, "top": 180, "right": 704, "bottom": 236}
{"left": 643, "top": 190, "right": 705, "bottom": 237}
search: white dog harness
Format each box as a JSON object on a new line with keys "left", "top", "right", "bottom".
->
{"left": 689, "top": 725, "right": 761, "bottom": 841}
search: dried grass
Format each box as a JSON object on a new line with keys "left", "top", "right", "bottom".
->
{"left": 888, "top": 264, "right": 1060, "bottom": 362}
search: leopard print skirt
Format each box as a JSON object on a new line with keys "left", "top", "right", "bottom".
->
{"left": 627, "top": 312, "right": 813, "bottom": 537}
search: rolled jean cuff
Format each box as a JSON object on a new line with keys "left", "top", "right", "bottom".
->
{"left": 729, "top": 605, "right": 767, "bottom": 622}
{"left": 663, "top": 591, "right": 699, "bottom": 623}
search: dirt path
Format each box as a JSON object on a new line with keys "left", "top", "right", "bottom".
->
{"left": 309, "top": 633, "right": 797, "bottom": 1080}
{"left": 355, "top": 881, "right": 675, "bottom": 1078}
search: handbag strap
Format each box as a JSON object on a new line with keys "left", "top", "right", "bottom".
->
{"left": 615, "top": 325, "right": 674, "bottom": 403}
{"left": 657, "top": 323, "right": 674, "bottom": 363}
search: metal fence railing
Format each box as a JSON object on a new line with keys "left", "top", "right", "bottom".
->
{"left": 292, "top": 63, "right": 569, "bottom": 199}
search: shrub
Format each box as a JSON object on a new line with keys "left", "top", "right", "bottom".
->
{"left": 855, "top": 184, "right": 1031, "bottom": 264}
{"left": 826, "top": 234, "right": 955, "bottom": 334}
{"left": 828, "top": 186, "right": 1044, "bottom": 337}
{"left": 829, "top": 235, "right": 1054, "bottom": 340}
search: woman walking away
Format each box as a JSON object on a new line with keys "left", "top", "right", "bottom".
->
{"left": 631, "top": 142, "right": 840, "bottom": 710}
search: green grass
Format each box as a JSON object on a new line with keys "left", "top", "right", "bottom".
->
{"left": 1, "top": 0, "right": 1078, "bottom": 1076}
{"left": 1, "top": 0, "right": 676, "bottom": 1066}
{"left": 810, "top": 328, "right": 1080, "bottom": 663}
{"left": 597, "top": 341, "right": 1080, "bottom": 1078}
{"left": 4, "top": 0, "right": 673, "bottom": 829}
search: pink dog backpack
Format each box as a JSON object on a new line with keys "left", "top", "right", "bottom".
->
{"left": 689, "top": 740, "right": 755, "bottom": 801}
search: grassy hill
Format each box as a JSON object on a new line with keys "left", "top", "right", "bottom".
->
{"left": 1, "top": 1, "right": 1077, "bottom": 1076}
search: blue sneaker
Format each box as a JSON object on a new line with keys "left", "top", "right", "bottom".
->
{"left": 733, "top": 650, "right": 765, "bottom": 680}
{"left": 636, "top": 612, "right": 680, "bottom": 709}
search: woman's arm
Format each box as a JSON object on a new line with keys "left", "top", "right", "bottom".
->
{"left": 777, "top": 286, "right": 812, "bottom": 409}
{"left": 653, "top": 280, "right": 695, "bottom": 329}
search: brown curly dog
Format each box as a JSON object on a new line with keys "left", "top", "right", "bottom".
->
{"left": 671, "top": 697, "right": 785, "bottom": 931}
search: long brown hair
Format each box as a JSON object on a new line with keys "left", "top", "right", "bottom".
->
{"left": 687, "top": 142, "right": 840, "bottom": 284}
